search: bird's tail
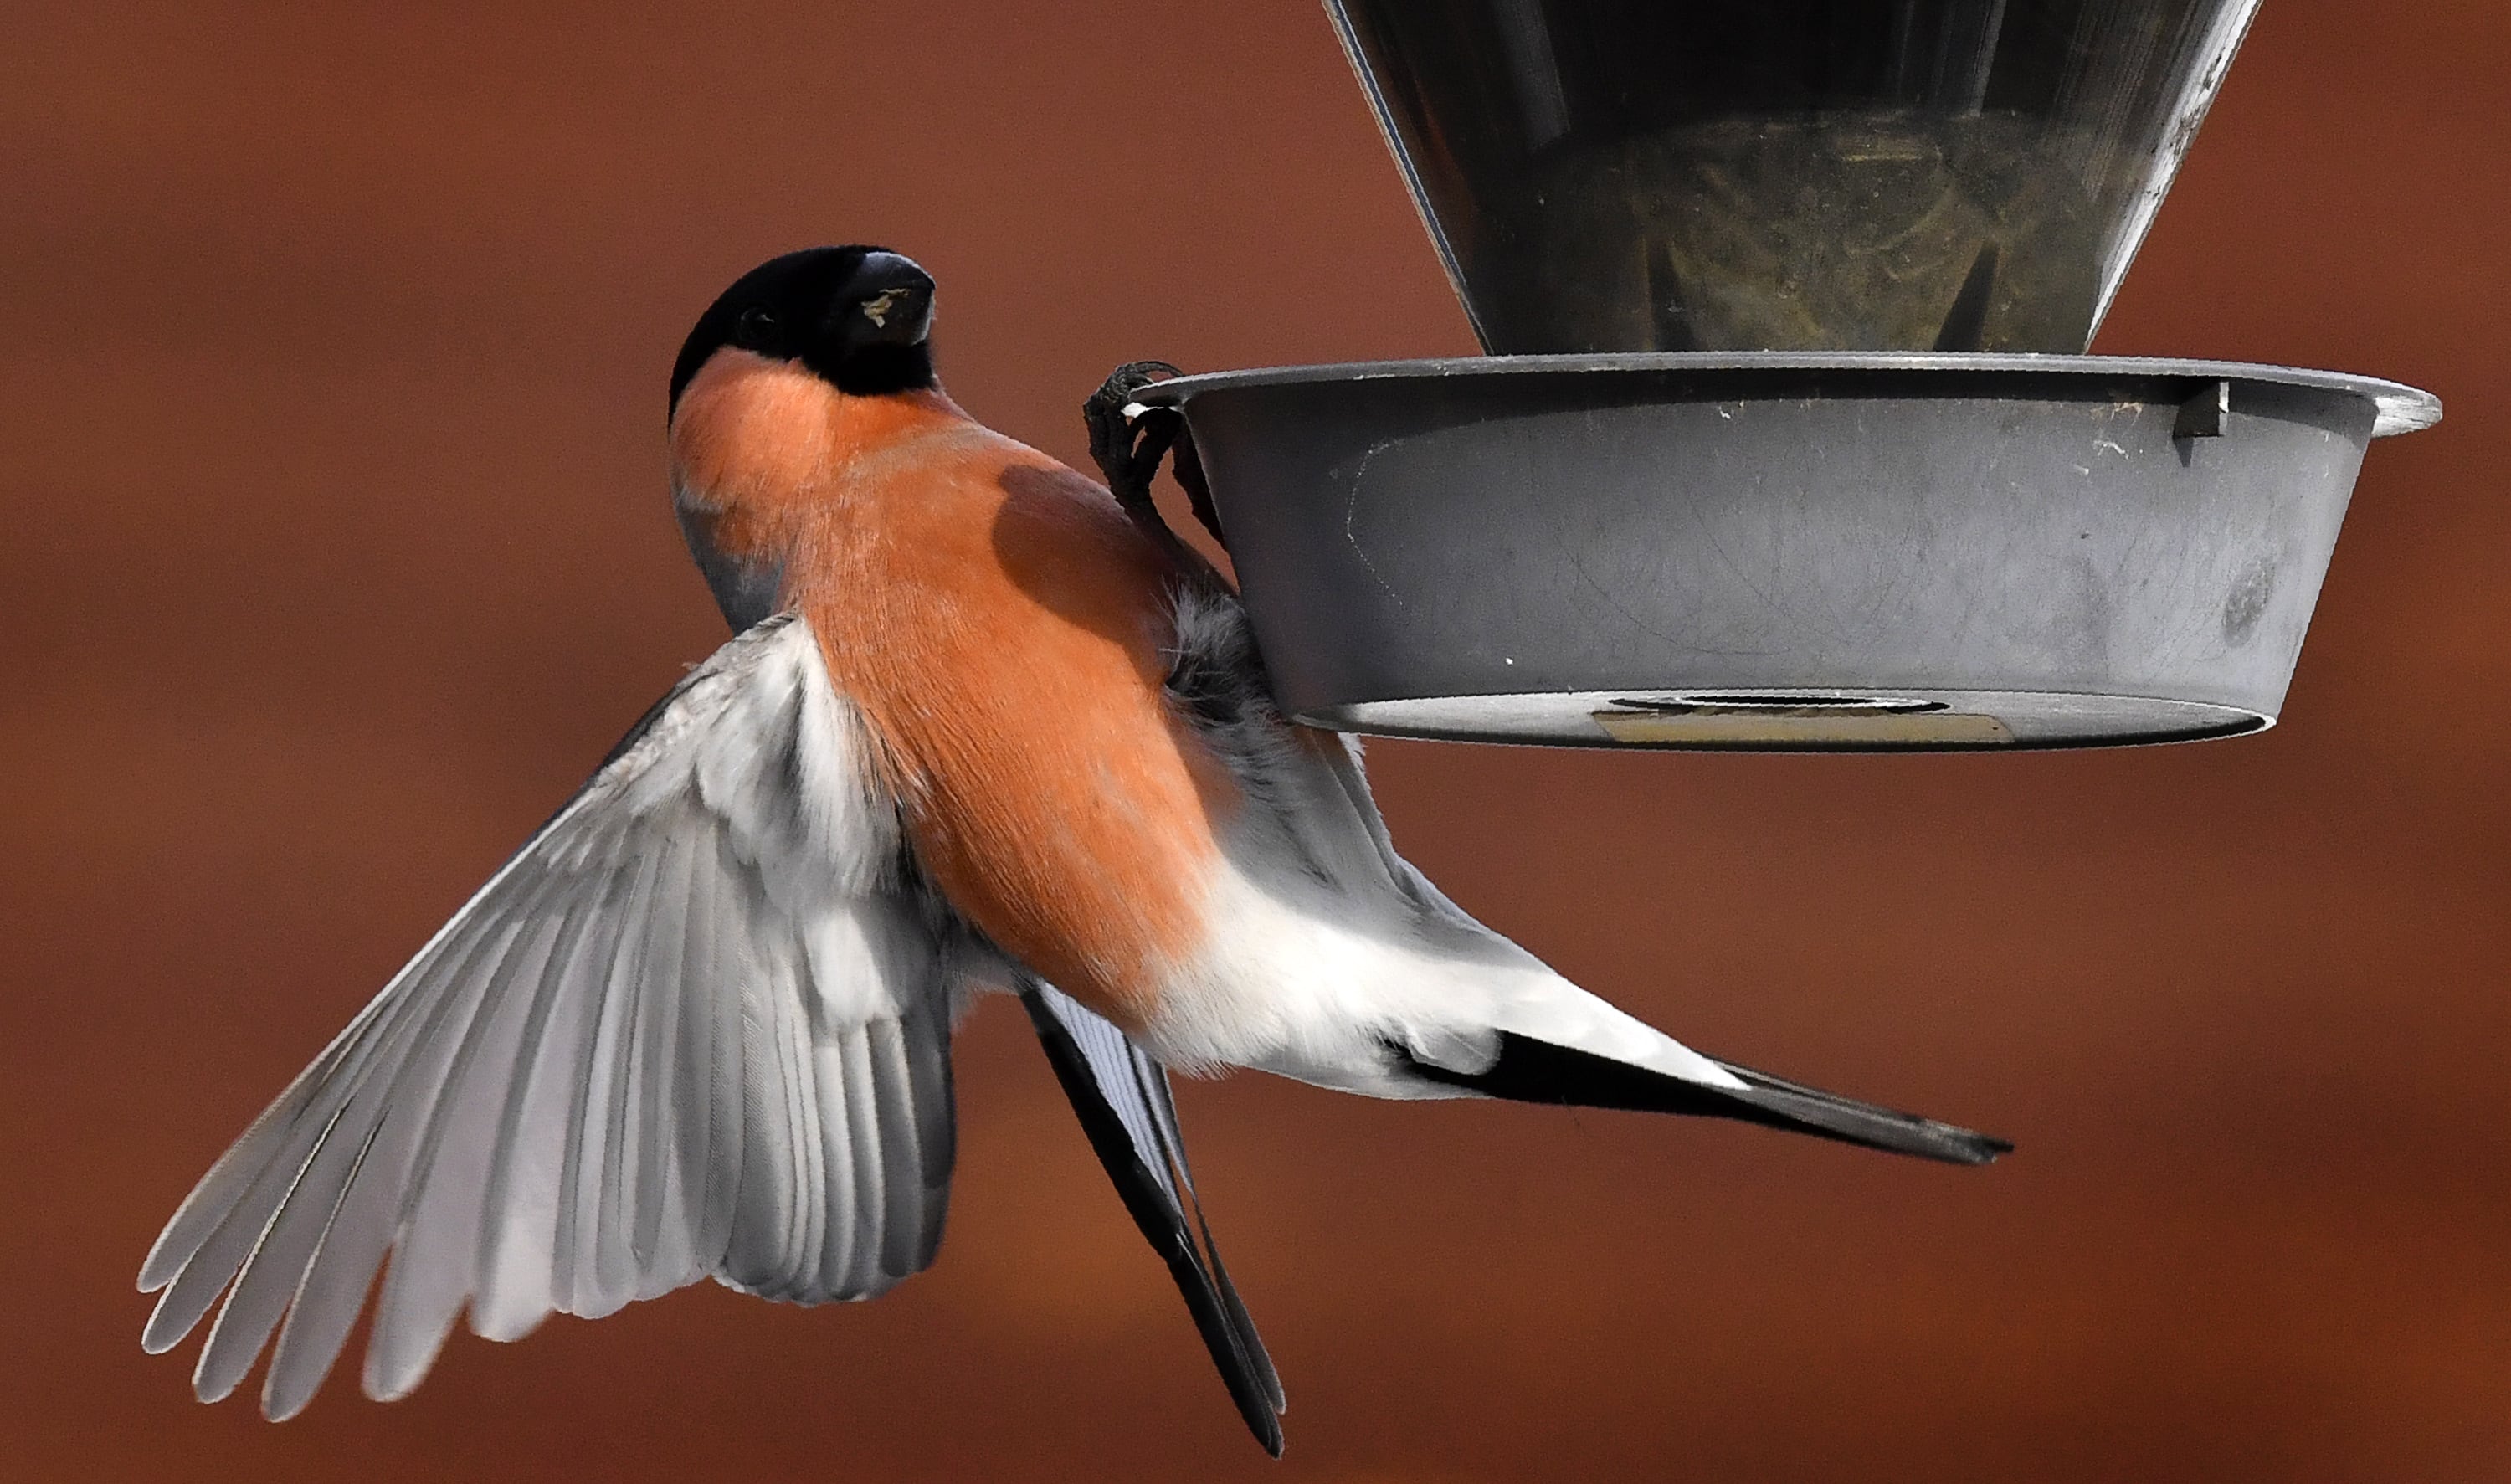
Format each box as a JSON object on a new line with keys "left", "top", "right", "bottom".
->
{"left": 1395, "top": 1024, "right": 2010, "bottom": 1167}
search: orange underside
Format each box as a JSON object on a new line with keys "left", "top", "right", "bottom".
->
{"left": 670, "top": 351, "right": 1235, "bottom": 1027}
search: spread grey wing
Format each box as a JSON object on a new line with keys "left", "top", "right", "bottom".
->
{"left": 1020, "top": 983, "right": 1283, "bottom": 1456}
{"left": 136, "top": 612, "right": 956, "bottom": 1420}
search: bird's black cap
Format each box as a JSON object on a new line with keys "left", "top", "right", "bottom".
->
{"left": 670, "top": 245, "right": 937, "bottom": 417}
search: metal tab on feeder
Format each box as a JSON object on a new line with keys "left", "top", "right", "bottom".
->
{"left": 1592, "top": 696, "right": 2021, "bottom": 748}
{"left": 1142, "top": 3, "right": 2442, "bottom": 752}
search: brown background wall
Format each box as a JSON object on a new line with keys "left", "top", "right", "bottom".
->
{"left": 3, "top": 4, "right": 2504, "bottom": 1481}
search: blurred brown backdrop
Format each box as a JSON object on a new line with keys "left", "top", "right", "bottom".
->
{"left": 3, "top": 3, "right": 2505, "bottom": 1481}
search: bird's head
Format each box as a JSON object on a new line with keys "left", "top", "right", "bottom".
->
{"left": 665, "top": 246, "right": 954, "bottom": 629}
{"left": 669, "top": 245, "right": 937, "bottom": 418}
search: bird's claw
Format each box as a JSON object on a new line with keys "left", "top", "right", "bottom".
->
{"left": 1083, "top": 361, "right": 1226, "bottom": 552}
{"left": 1084, "top": 361, "right": 1184, "bottom": 508}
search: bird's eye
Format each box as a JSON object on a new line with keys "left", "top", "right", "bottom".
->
{"left": 736, "top": 307, "right": 778, "bottom": 347}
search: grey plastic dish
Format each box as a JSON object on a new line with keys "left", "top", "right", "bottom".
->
{"left": 1136, "top": 352, "right": 2440, "bottom": 750}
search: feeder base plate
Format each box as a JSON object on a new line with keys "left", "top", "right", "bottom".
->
{"left": 1320, "top": 689, "right": 2267, "bottom": 752}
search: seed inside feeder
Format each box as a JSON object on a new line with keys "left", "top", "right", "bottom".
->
{"left": 1331, "top": 0, "right": 2262, "bottom": 353}
{"left": 1485, "top": 112, "right": 2107, "bottom": 352}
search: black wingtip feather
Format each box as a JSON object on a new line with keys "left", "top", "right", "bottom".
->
{"left": 1399, "top": 1031, "right": 2011, "bottom": 1167}
{"left": 1019, "top": 989, "right": 1286, "bottom": 1456}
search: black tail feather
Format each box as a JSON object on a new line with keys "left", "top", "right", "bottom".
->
{"left": 1022, "top": 987, "right": 1286, "bottom": 1456}
{"left": 1398, "top": 1030, "right": 2010, "bottom": 1167}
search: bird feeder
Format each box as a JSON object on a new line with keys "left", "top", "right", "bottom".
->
{"left": 1135, "top": 0, "right": 2439, "bottom": 749}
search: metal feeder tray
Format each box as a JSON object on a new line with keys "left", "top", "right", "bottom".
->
{"left": 1140, "top": 352, "right": 2439, "bottom": 751}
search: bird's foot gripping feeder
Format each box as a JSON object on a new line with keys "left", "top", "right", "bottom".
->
{"left": 1134, "top": 0, "right": 2438, "bottom": 751}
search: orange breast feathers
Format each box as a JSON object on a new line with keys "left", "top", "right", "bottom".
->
{"left": 670, "top": 350, "right": 1240, "bottom": 1028}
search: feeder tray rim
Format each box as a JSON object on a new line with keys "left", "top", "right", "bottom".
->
{"left": 1132, "top": 351, "right": 2441, "bottom": 439}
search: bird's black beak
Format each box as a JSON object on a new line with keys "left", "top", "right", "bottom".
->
{"left": 858, "top": 285, "right": 931, "bottom": 344}
{"left": 847, "top": 251, "right": 934, "bottom": 347}
{"left": 803, "top": 247, "right": 940, "bottom": 394}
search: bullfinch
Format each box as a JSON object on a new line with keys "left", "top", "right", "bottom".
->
{"left": 138, "top": 245, "right": 2007, "bottom": 1456}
